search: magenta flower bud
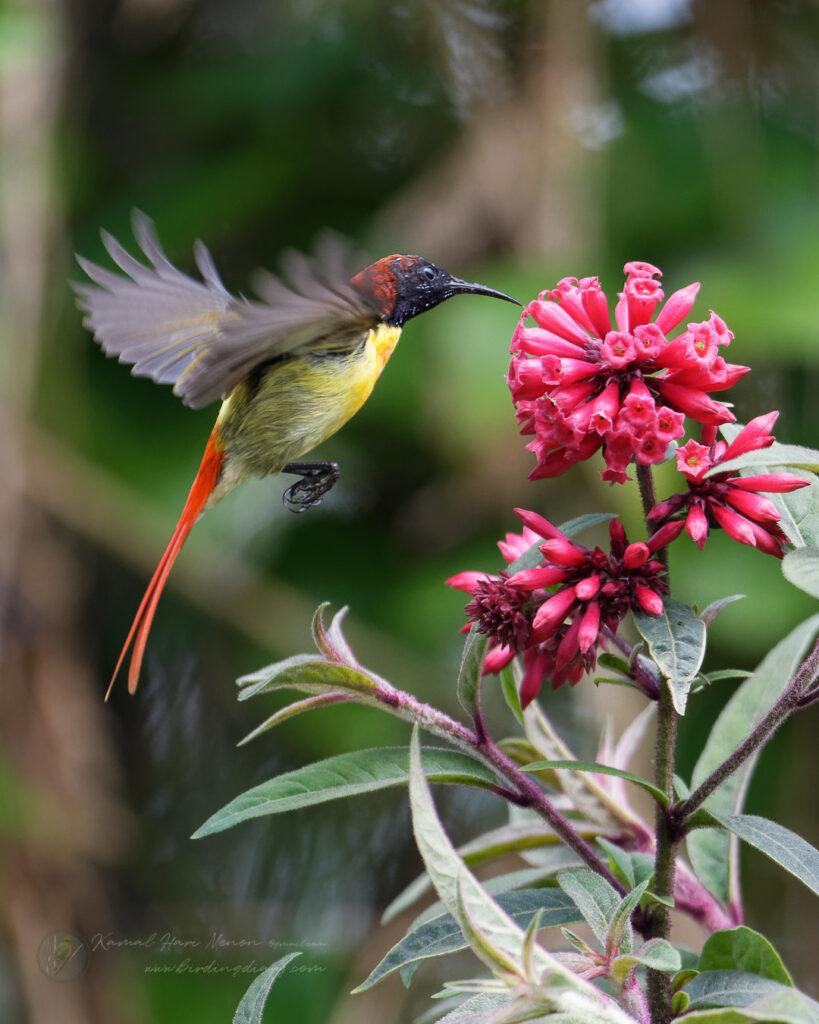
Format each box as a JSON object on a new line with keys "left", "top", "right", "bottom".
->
{"left": 624, "top": 260, "right": 662, "bottom": 279}
{"left": 634, "top": 583, "right": 664, "bottom": 615}
{"left": 507, "top": 566, "right": 568, "bottom": 589}
{"left": 446, "top": 571, "right": 492, "bottom": 594}
{"left": 725, "top": 488, "right": 781, "bottom": 523}
{"left": 575, "top": 574, "right": 601, "bottom": 600}
{"left": 555, "top": 614, "right": 584, "bottom": 669}
{"left": 527, "top": 297, "right": 591, "bottom": 345}
{"left": 533, "top": 587, "right": 577, "bottom": 635}
{"left": 577, "top": 601, "right": 601, "bottom": 653}
{"left": 733, "top": 473, "right": 810, "bottom": 494}
{"left": 623, "top": 542, "right": 650, "bottom": 569}
{"left": 608, "top": 517, "right": 627, "bottom": 550}
{"left": 540, "top": 537, "right": 588, "bottom": 567}
{"left": 514, "top": 507, "right": 567, "bottom": 541}
{"left": 711, "top": 503, "right": 758, "bottom": 547}
{"left": 483, "top": 643, "right": 515, "bottom": 674}
{"left": 657, "top": 380, "right": 735, "bottom": 425}
{"left": 684, "top": 503, "right": 709, "bottom": 549}
{"left": 721, "top": 411, "right": 779, "bottom": 461}
{"left": 512, "top": 326, "right": 586, "bottom": 358}
{"left": 647, "top": 520, "right": 685, "bottom": 550}
{"left": 581, "top": 279, "right": 612, "bottom": 338}
{"left": 654, "top": 281, "right": 700, "bottom": 334}
{"left": 625, "top": 275, "right": 664, "bottom": 329}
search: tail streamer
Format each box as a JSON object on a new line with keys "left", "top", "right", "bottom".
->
{"left": 107, "top": 429, "right": 225, "bottom": 698}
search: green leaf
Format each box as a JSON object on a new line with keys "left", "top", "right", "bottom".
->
{"left": 611, "top": 937, "right": 681, "bottom": 979}
{"left": 311, "top": 603, "right": 356, "bottom": 664}
{"left": 520, "top": 759, "right": 669, "bottom": 806}
{"left": 703, "top": 669, "right": 754, "bottom": 684}
{"left": 355, "top": 889, "right": 581, "bottom": 992}
{"left": 687, "top": 613, "right": 819, "bottom": 901}
{"left": 193, "top": 747, "right": 498, "bottom": 838}
{"left": 406, "top": 728, "right": 635, "bottom": 1021}
{"left": 499, "top": 664, "right": 525, "bottom": 727}
{"left": 428, "top": 993, "right": 515, "bottom": 1023}
{"left": 633, "top": 598, "right": 707, "bottom": 714}
{"left": 699, "top": 595, "right": 746, "bottom": 628}
{"left": 717, "top": 813, "right": 819, "bottom": 898}
{"left": 711, "top": 441, "right": 819, "bottom": 476}
{"left": 237, "top": 657, "right": 381, "bottom": 702}
{"left": 457, "top": 626, "right": 489, "bottom": 719}
{"left": 233, "top": 952, "right": 300, "bottom": 1024}
{"left": 699, "top": 927, "right": 793, "bottom": 985}
{"left": 380, "top": 828, "right": 583, "bottom": 924}
{"left": 237, "top": 692, "right": 354, "bottom": 746}
{"left": 782, "top": 547, "right": 819, "bottom": 599}
{"left": 596, "top": 653, "right": 631, "bottom": 676}
{"left": 556, "top": 868, "right": 619, "bottom": 948}
{"left": 684, "top": 971, "right": 818, "bottom": 1020}
{"left": 678, "top": 991, "right": 818, "bottom": 1024}
{"left": 767, "top": 472, "right": 819, "bottom": 548}
{"left": 605, "top": 880, "right": 650, "bottom": 959}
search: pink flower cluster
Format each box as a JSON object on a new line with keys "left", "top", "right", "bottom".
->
{"left": 509, "top": 262, "right": 749, "bottom": 483}
{"left": 447, "top": 512, "right": 674, "bottom": 707}
{"left": 648, "top": 413, "right": 809, "bottom": 558}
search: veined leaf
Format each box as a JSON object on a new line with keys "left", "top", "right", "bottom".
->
{"left": 711, "top": 441, "right": 819, "bottom": 476}
{"left": 233, "top": 952, "right": 300, "bottom": 1024}
{"left": 605, "top": 880, "right": 650, "bottom": 959}
{"left": 193, "top": 747, "right": 497, "bottom": 838}
{"left": 237, "top": 692, "right": 354, "bottom": 746}
{"left": 782, "top": 547, "right": 819, "bottom": 600}
{"left": 458, "top": 626, "right": 489, "bottom": 719}
{"left": 716, "top": 813, "right": 819, "bottom": 898}
{"left": 237, "top": 657, "right": 381, "bottom": 701}
{"left": 556, "top": 868, "right": 619, "bottom": 948}
{"left": 634, "top": 598, "right": 706, "bottom": 715}
{"left": 354, "top": 889, "right": 581, "bottom": 992}
{"left": 684, "top": 970, "right": 819, "bottom": 1019}
{"left": 699, "top": 595, "right": 746, "bottom": 628}
{"left": 611, "top": 938, "right": 681, "bottom": 980}
{"left": 698, "top": 927, "right": 793, "bottom": 985}
{"left": 520, "top": 759, "right": 669, "bottom": 806}
{"left": 687, "top": 613, "right": 819, "bottom": 901}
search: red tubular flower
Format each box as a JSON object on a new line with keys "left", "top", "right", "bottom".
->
{"left": 447, "top": 514, "right": 670, "bottom": 708}
{"left": 647, "top": 413, "right": 810, "bottom": 558}
{"left": 509, "top": 265, "right": 749, "bottom": 483}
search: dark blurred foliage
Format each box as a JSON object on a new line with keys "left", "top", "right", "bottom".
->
{"left": 2, "top": 1, "right": 819, "bottom": 1020}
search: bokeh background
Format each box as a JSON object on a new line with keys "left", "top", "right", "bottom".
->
{"left": 1, "top": 1, "right": 818, "bottom": 1021}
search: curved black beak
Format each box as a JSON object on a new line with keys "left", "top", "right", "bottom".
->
{"left": 447, "top": 276, "right": 521, "bottom": 306}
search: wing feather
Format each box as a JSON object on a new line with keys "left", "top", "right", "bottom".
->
{"left": 73, "top": 211, "right": 379, "bottom": 409}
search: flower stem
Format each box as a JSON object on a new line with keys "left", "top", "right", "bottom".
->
{"left": 677, "top": 637, "right": 819, "bottom": 821}
{"left": 636, "top": 463, "right": 667, "bottom": 571}
{"left": 645, "top": 680, "right": 679, "bottom": 1023}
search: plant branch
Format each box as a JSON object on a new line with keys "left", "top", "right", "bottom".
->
{"left": 636, "top": 463, "right": 667, "bottom": 572}
{"left": 677, "top": 637, "right": 819, "bottom": 821}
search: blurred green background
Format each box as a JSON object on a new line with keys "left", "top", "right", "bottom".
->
{"left": 1, "top": 1, "right": 818, "bottom": 1021}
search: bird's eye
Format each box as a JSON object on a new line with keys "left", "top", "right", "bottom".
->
{"left": 422, "top": 266, "right": 436, "bottom": 282}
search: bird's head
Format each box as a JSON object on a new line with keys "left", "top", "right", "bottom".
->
{"left": 351, "top": 254, "right": 520, "bottom": 327}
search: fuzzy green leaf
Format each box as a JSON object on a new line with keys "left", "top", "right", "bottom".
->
{"left": 699, "top": 927, "right": 793, "bottom": 985}
{"left": 782, "top": 547, "right": 819, "bottom": 600}
{"left": 556, "top": 868, "right": 619, "bottom": 948}
{"left": 684, "top": 971, "right": 819, "bottom": 1022}
{"left": 193, "top": 747, "right": 497, "bottom": 838}
{"left": 717, "top": 813, "right": 819, "bottom": 898}
{"left": 458, "top": 626, "right": 489, "bottom": 719}
{"left": 355, "top": 889, "right": 581, "bottom": 992}
{"left": 633, "top": 598, "right": 706, "bottom": 714}
{"left": 520, "top": 759, "right": 669, "bottom": 806}
{"left": 233, "top": 952, "right": 300, "bottom": 1024}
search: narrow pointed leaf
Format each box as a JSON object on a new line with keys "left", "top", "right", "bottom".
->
{"left": 193, "top": 747, "right": 498, "bottom": 838}
{"left": 237, "top": 657, "right": 380, "bottom": 701}
{"left": 699, "top": 595, "right": 746, "bottom": 628}
{"left": 710, "top": 441, "right": 819, "bottom": 475}
{"left": 354, "top": 889, "right": 581, "bottom": 992}
{"left": 458, "top": 626, "right": 489, "bottom": 718}
{"left": 233, "top": 952, "right": 300, "bottom": 1024}
{"left": 556, "top": 868, "right": 619, "bottom": 948}
{"left": 716, "top": 813, "right": 819, "bottom": 897}
{"left": 499, "top": 664, "right": 525, "bottom": 726}
{"left": 237, "top": 693, "right": 354, "bottom": 746}
{"left": 611, "top": 938, "right": 680, "bottom": 976}
{"left": 688, "top": 613, "right": 819, "bottom": 900}
{"left": 520, "top": 759, "right": 669, "bottom": 806}
{"left": 605, "top": 879, "right": 649, "bottom": 959}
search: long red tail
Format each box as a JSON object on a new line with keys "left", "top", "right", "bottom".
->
{"left": 107, "top": 428, "right": 226, "bottom": 699}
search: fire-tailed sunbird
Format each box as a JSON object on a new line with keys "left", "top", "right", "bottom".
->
{"left": 74, "top": 212, "right": 519, "bottom": 697}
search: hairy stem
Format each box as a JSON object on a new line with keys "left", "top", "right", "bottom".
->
{"left": 645, "top": 681, "right": 679, "bottom": 1023}
{"left": 677, "top": 637, "right": 819, "bottom": 821}
{"left": 376, "top": 684, "right": 628, "bottom": 895}
{"left": 636, "top": 463, "right": 667, "bottom": 571}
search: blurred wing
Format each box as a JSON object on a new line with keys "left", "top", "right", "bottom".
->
{"left": 73, "top": 211, "right": 379, "bottom": 410}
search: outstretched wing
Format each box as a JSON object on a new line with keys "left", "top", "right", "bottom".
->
{"left": 73, "top": 211, "right": 380, "bottom": 410}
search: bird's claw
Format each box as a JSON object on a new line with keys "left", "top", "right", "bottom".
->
{"left": 282, "top": 462, "right": 340, "bottom": 513}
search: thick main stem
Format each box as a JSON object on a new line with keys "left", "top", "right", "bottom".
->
{"left": 645, "top": 681, "right": 679, "bottom": 1023}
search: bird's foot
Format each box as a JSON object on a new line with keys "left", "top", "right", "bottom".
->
{"left": 281, "top": 462, "right": 340, "bottom": 513}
